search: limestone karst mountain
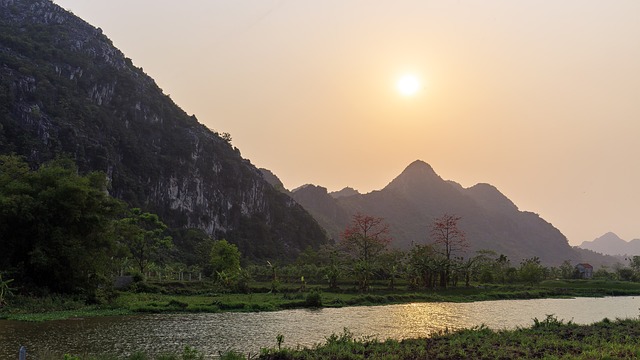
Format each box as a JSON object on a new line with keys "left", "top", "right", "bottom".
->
{"left": 293, "top": 160, "right": 593, "bottom": 265}
{"left": 0, "top": 0, "right": 326, "bottom": 260}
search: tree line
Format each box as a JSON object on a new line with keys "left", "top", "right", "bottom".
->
{"left": 245, "top": 213, "right": 640, "bottom": 293}
{"left": 3, "top": 155, "right": 640, "bottom": 305}
{"left": 0, "top": 155, "right": 181, "bottom": 302}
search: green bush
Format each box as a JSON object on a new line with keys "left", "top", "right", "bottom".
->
{"left": 219, "top": 350, "right": 245, "bottom": 360}
{"left": 304, "top": 290, "right": 322, "bottom": 307}
{"left": 167, "top": 299, "right": 189, "bottom": 309}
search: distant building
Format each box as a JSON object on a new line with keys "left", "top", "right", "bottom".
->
{"left": 575, "top": 263, "right": 593, "bottom": 279}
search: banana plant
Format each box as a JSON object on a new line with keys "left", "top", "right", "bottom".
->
{"left": 0, "top": 274, "right": 15, "bottom": 306}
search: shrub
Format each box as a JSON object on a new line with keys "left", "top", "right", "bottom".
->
{"left": 219, "top": 350, "right": 245, "bottom": 360}
{"left": 180, "top": 346, "right": 204, "bottom": 360}
{"left": 167, "top": 299, "right": 188, "bottom": 309}
{"left": 532, "top": 314, "right": 568, "bottom": 329}
{"left": 305, "top": 290, "right": 322, "bottom": 307}
{"left": 127, "top": 352, "right": 148, "bottom": 360}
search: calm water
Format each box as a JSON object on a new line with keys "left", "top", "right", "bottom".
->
{"left": 1, "top": 296, "right": 639, "bottom": 358}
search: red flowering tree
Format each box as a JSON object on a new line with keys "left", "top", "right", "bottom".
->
{"left": 430, "top": 213, "right": 468, "bottom": 288}
{"left": 340, "top": 213, "right": 391, "bottom": 291}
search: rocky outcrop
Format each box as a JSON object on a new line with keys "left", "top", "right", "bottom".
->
{"left": 0, "top": 0, "right": 326, "bottom": 260}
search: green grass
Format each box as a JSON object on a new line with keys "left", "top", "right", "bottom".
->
{"left": 3, "top": 308, "right": 131, "bottom": 322}
{"left": 41, "top": 317, "right": 640, "bottom": 359}
{"left": 257, "top": 317, "right": 640, "bottom": 359}
{"left": 4, "top": 279, "right": 640, "bottom": 322}
{"left": 32, "top": 345, "right": 206, "bottom": 359}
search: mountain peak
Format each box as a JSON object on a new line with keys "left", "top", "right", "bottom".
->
{"left": 330, "top": 187, "right": 360, "bottom": 199}
{"left": 384, "top": 160, "right": 443, "bottom": 193}
{"left": 405, "top": 159, "right": 436, "bottom": 173}
{"left": 600, "top": 232, "right": 622, "bottom": 240}
{"left": 577, "top": 232, "right": 640, "bottom": 256}
{"left": 466, "top": 183, "right": 518, "bottom": 213}
{"left": 394, "top": 160, "right": 440, "bottom": 182}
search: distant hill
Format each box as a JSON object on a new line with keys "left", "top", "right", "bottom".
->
{"left": 579, "top": 232, "right": 640, "bottom": 256}
{"left": 290, "top": 184, "right": 351, "bottom": 240}
{"left": 572, "top": 247, "right": 623, "bottom": 268}
{"left": 292, "top": 160, "right": 614, "bottom": 266}
{"left": 0, "top": 0, "right": 327, "bottom": 260}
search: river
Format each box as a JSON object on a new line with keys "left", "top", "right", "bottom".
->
{"left": 1, "top": 296, "right": 639, "bottom": 358}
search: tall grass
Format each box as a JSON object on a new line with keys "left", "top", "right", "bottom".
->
{"left": 257, "top": 317, "right": 640, "bottom": 360}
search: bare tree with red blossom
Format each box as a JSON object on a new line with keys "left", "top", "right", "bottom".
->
{"left": 430, "top": 213, "right": 468, "bottom": 288}
{"left": 340, "top": 213, "right": 391, "bottom": 290}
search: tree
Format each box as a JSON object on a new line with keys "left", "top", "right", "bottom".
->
{"left": 407, "top": 243, "right": 443, "bottom": 289}
{"left": 461, "top": 250, "right": 495, "bottom": 287}
{"left": 0, "top": 274, "right": 14, "bottom": 307}
{"left": 323, "top": 246, "right": 344, "bottom": 289}
{"left": 559, "top": 260, "right": 575, "bottom": 279}
{"left": 210, "top": 239, "right": 242, "bottom": 279}
{"left": 0, "top": 156, "right": 124, "bottom": 295}
{"left": 220, "top": 132, "right": 232, "bottom": 144}
{"left": 379, "top": 249, "right": 405, "bottom": 290}
{"left": 617, "top": 267, "right": 634, "bottom": 281}
{"left": 429, "top": 214, "right": 468, "bottom": 288}
{"left": 492, "top": 254, "right": 512, "bottom": 283}
{"left": 116, "top": 208, "right": 172, "bottom": 274}
{"left": 168, "top": 228, "right": 215, "bottom": 269}
{"left": 629, "top": 256, "right": 640, "bottom": 280}
{"left": 340, "top": 213, "right": 391, "bottom": 291}
{"left": 593, "top": 266, "right": 615, "bottom": 280}
{"left": 519, "top": 257, "right": 545, "bottom": 285}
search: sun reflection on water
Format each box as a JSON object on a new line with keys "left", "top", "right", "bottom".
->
{"left": 384, "top": 302, "right": 471, "bottom": 339}
{"left": 2, "top": 297, "right": 640, "bottom": 358}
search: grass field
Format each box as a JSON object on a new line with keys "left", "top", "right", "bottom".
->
{"left": 3, "top": 279, "right": 640, "bottom": 321}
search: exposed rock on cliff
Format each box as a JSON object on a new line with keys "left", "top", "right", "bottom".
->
{"left": 0, "top": 0, "right": 326, "bottom": 260}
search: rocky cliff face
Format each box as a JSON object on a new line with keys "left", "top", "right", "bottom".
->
{"left": 0, "top": 0, "right": 326, "bottom": 260}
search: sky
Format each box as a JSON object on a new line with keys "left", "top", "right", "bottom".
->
{"left": 53, "top": 0, "right": 640, "bottom": 245}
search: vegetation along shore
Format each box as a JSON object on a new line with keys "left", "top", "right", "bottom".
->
{"left": 15, "top": 316, "right": 640, "bottom": 359}
{"left": 4, "top": 157, "right": 640, "bottom": 360}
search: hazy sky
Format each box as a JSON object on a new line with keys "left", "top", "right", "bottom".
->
{"left": 53, "top": 0, "right": 640, "bottom": 245}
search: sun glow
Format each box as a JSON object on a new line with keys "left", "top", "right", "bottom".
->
{"left": 396, "top": 74, "right": 421, "bottom": 96}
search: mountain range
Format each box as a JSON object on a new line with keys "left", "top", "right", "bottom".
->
{"left": 579, "top": 232, "right": 640, "bottom": 257}
{"left": 278, "top": 160, "right": 616, "bottom": 266}
{"left": 1, "top": 0, "right": 622, "bottom": 267}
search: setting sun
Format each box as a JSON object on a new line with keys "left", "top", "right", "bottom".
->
{"left": 396, "top": 74, "right": 421, "bottom": 96}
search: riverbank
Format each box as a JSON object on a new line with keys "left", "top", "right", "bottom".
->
{"left": 19, "top": 316, "right": 640, "bottom": 359}
{"left": 256, "top": 316, "right": 640, "bottom": 360}
{"left": 3, "top": 279, "right": 640, "bottom": 322}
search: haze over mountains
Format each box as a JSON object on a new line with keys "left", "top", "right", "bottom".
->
{"left": 579, "top": 232, "right": 640, "bottom": 257}
{"left": 270, "top": 160, "right": 615, "bottom": 266}
{"left": 0, "top": 0, "right": 623, "bottom": 267}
